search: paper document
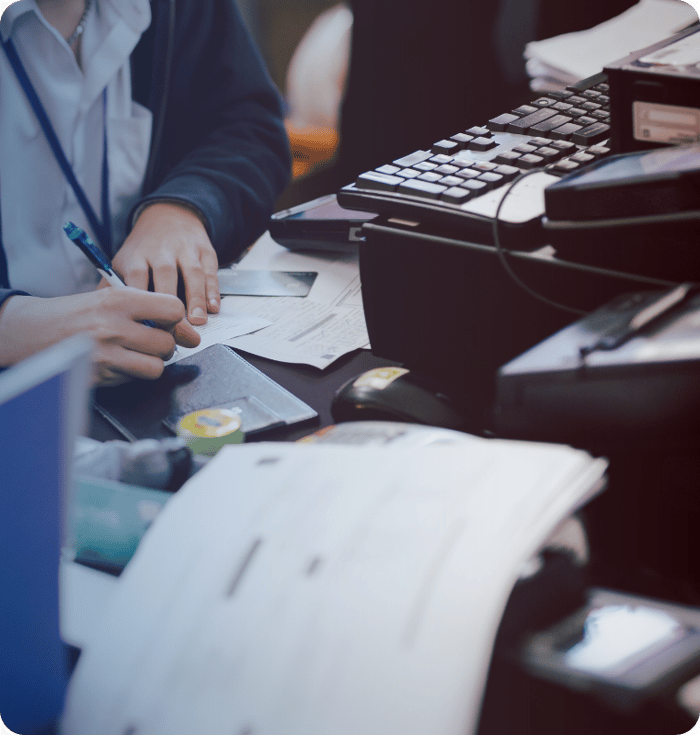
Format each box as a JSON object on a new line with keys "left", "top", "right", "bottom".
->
{"left": 525, "top": 0, "right": 699, "bottom": 89}
{"left": 223, "top": 296, "right": 369, "bottom": 369}
{"left": 218, "top": 232, "right": 370, "bottom": 368}
{"left": 63, "top": 439, "right": 607, "bottom": 735}
{"left": 164, "top": 305, "right": 271, "bottom": 365}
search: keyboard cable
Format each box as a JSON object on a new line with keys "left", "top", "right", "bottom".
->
{"left": 491, "top": 169, "right": 587, "bottom": 316}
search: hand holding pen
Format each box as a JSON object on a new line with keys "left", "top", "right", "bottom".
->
{"left": 29, "top": 221, "right": 200, "bottom": 385}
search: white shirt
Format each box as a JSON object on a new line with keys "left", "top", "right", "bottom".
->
{"left": 0, "top": 0, "right": 152, "bottom": 296}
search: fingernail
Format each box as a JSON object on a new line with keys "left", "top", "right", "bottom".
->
{"left": 209, "top": 298, "right": 220, "bottom": 310}
{"left": 191, "top": 307, "right": 206, "bottom": 319}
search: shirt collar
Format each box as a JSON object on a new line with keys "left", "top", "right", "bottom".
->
{"left": 0, "top": 0, "right": 151, "bottom": 45}
{"left": 100, "top": 0, "right": 151, "bottom": 37}
{"left": 0, "top": 1, "right": 39, "bottom": 43}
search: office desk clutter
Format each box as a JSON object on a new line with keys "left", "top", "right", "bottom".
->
{"left": 62, "top": 439, "right": 607, "bottom": 735}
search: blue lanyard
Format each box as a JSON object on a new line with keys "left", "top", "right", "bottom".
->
{"left": 1, "top": 38, "right": 113, "bottom": 255}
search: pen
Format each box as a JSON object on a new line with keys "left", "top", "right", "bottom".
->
{"left": 63, "top": 221, "right": 158, "bottom": 328}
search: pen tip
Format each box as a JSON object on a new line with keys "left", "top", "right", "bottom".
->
{"left": 63, "top": 221, "right": 78, "bottom": 238}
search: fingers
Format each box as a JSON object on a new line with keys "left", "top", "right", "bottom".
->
{"left": 180, "top": 255, "right": 209, "bottom": 325}
{"left": 174, "top": 317, "right": 201, "bottom": 348}
{"left": 202, "top": 247, "right": 221, "bottom": 314}
{"left": 94, "top": 343, "right": 168, "bottom": 385}
{"left": 112, "top": 287, "right": 186, "bottom": 329}
{"left": 113, "top": 253, "right": 150, "bottom": 292}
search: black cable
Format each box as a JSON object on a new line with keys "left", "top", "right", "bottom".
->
{"left": 491, "top": 169, "right": 587, "bottom": 316}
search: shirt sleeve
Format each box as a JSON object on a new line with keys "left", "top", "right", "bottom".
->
{"left": 131, "top": 0, "right": 292, "bottom": 265}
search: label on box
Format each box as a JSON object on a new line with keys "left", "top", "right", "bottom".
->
{"left": 633, "top": 100, "right": 700, "bottom": 145}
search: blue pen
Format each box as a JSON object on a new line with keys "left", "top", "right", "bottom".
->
{"left": 63, "top": 221, "right": 158, "bottom": 328}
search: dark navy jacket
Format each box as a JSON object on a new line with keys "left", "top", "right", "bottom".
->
{"left": 0, "top": 0, "right": 291, "bottom": 304}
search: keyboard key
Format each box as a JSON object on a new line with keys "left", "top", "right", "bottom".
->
{"left": 586, "top": 144, "right": 610, "bottom": 159}
{"left": 459, "top": 179, "right": 489, "bottom": 194}
{"left": 438, "top": 175, "right": 464, "bottom": 186}
{"left": 468, "top": 136, "right": 498, "bottom": 151}
{"left": 477, "top": 172, "right": 505, "bottom": 189}
{"left": 449, "top": 157, "right": 477, "bottom": 168}
{"left": 595, "top": 83, "right": 609, "bottom": 93}
{"left": 434, "top": 164, "right": 460, "bottom": 175}
{"left": 591, "top": 110, "right": 609, "bottom": 120}
{"left": 552, "top": 102, "right": 573, "bottom": 112}
{"left": 393, "top": 150, "right": 432, "bottom": 167}
{"left": 514, "top": 153, "right": 544, "bottom": 169}
{"left": 466, "top": 126, "right": 491, "bottom": 137}
{"left": 450, "top": 133, "right": 474, "bottom": 148}
{"left": 455, "top": 168, "right": 480, "bottom": 180}
{"left": 506, "top": 107, "right": 558, "bottom": 133}
{"left": 376, "top": 164, "right": 400, "bottom": 175}
{"left": 529, "top": 114, "right": 574, "bottom": 135}
{"left": 494, "top": 164, "right": 519, "bottom": 181}
{"left": 495, "top": 150, "right": 521, "bottom": 165}
{"left": 550, "top": 122, "right": 583, "bottom": 140}
{"left": 549, "top": 159, "right": 580, "bottom": 173}
{"left": 534, "top": 146, "right": 565, "bottom": 163}
{"left": 547, "top": 89, "right": 574, "bottom": 100}
{"left": 429, "top": 154, "right": 454, "bottom": 164}
{"left": 441, "top": 186, "right": 473, "bottom": 204}
{"left": 417, "top": 171, "right": 443, "bottom": 182}
{"left": 397, "top": 167, "right": 422, "bottom": 178}
{"left": 513, "top": 144, "right": 538, "bottom": 154}
{"left": 577, "top": 116, "right": 597, "bottom": 126}
{"left": 531, "top": 97, "right": 554, "bottom": 107}
{"left": 397, "top": 178, "right": 446, "bottom": 199}
{"left": 569, "top": 152, "right": 595, "bottom": 164}
{"left": 356, "top": 171, "right": 403, "bottom": 190}
{"left": 567, "top": 95, "right": 586, "bottom": 105}
{"left": 487, "top": 113, "right": 519, "bottom": 132}
{"left": 529, "top": 137, "right": 551, "bottom": 147}
{"left": 549, "top": 140, "right": 577, "bottom": 153}
{"left": 567, "top": 108, "right": 587, "bottom": 118}
{"left": 432, "top": 139, "right": 461, "bottom": 155}
{"left": 413, "top": 161, "right": 438, "bottom": 171}
{"left": 470, "top": 160, "right": 498, "bottom": 172}
{"left": 571, "top": 122, "right": 610, "bottom": 145}
{"left": 581, "top": 90, "right": 601, "bottom": 100}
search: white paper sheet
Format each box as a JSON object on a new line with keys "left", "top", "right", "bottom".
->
{"left": 223, "top": 296, "right": 369, "bottom": 369}
{"left": 164, "top": 305, "right": 271, "bottom": 365}
{"left": 213, "top": 233, "right": 370, "bottom": 367}
{"left": 525, "top": 0, "right": 699, "bottom": 85}
{"left": 63, "top": 439, "right": 607, "bottom": 735}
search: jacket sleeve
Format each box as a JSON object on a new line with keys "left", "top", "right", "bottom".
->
{"left": 133, "top": 0, "right": 292, "bottom": 265}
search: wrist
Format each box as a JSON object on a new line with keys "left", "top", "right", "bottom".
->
{"left": 132, "top": 199, "right": 209, "bottom": 232}
{"left": 0, "top": 295, "right": 36, "bottom": 367}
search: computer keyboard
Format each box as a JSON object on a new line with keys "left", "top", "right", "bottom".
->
{"left": 337, "top": 73, "right": 613, "bottom": 248}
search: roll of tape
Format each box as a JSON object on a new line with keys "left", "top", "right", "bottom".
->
{"left": 176, "top": 408, "right": 244, "bottom": 456}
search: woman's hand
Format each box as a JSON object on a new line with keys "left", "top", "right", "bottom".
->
{"left": 112, "top": 201, "right": 221, "bottom": 325}
{"left": 0, "top": 287, "right": 200, "bottom": 386}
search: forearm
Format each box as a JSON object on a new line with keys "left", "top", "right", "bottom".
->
{"left": 131, "top": 0, "right": 291, "bottom": 265}
{"left": 0, "top": 288, "right": 199, "bottom": 384}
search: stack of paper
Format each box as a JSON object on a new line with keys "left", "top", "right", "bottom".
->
{"left": 63, "top": 437, "right": 607, "bottom": 735}
{"left": 525, "top": 0, "right": 699, "bottom": 91}
{"left": 169, "top": 233, "right": 370, "bottom": 370}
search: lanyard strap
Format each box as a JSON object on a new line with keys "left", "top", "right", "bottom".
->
{"left": 1, "top": 38, "right": 112, "bottom": 254}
